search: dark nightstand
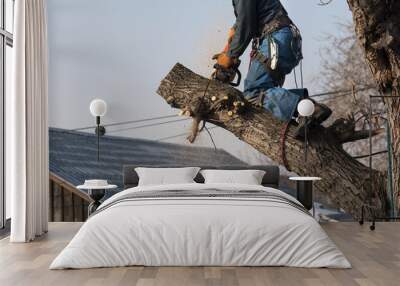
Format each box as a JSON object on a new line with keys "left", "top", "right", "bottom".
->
{"left": 289, "top": 177, "right": 321, "bottom": 217}
{"left": 87, "top": 189, "right": 107, "bottom": 216}
{"left": 77, "top": 180, "right": 117, "bottom": 216}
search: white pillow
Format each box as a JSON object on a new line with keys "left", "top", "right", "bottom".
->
{"left": 200, "top": 169, "right": 266, "bottom": 185}
{"left": 135, "top": 167, "right": 200, "bottom": 186}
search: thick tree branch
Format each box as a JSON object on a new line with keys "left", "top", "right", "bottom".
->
{"left": 157, "top": 63, "right": 387, "bottom": 219}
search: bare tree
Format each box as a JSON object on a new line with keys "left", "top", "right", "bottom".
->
{"left": 319, "top": 23, "right": 388, "bottom": 171}
{"left": 346, "top": 0, "right": 400, "bottom": 212}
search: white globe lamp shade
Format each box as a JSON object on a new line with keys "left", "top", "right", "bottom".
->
{"left": 90, "top": 99, "right": 107, "bottom": 117}
{"left": 297, "top": 99, "right": 315, "bottom": 117}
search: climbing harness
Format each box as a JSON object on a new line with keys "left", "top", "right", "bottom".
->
{"left": 251, "top": 21, "right": 303, "bottom": 86}
{"left": 251, "top": 36, "right": 285, "bottom": 86}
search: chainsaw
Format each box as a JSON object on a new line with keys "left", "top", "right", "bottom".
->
{"left": 212, "top": 62, "right": 242, "bottom": 87}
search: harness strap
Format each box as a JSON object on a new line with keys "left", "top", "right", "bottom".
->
{"left": 259, "top": 12, "right": 293, "bottom": 38}
{"left": 252, "top": 49, "right": 285, "bottom": 86}
{"left": 246, "top": 90, "right": 266, "bottom": 108}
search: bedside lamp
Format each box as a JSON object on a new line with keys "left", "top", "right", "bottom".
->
{"left": 291, "top": 99, "right": 320, "bottom": 218}
{"left": 90, "top": 99, "right": 107, "bottom": 161}
{"left": 297, "top": 99, "right": 315, "bottom": 163}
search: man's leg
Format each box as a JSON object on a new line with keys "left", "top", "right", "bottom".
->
{"left": 244, "top": 27, "right": 303, "bottom": 121}
{"left": 270, "top": 27, "right": 332, "bottom": 130}
{"left": 244, "top": 50, "right": 276, "bottom": 99}
{"left": 261, "top": 87, "right": 301, "bottom": 122}
{"left": 244, "top": 27, "right": 331, "bottom": 128}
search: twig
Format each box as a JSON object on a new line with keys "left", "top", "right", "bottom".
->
{"left": 353, "top": 150, "right": 388, "bottom": 159}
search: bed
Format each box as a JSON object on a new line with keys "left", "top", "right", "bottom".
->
{"left": 50, "top": 165, "right": 351, "bottom": 269}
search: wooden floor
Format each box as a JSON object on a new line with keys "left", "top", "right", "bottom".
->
{"left": 0, "top": 222, "right": 399, "bottom": 286}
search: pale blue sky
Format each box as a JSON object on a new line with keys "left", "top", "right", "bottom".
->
{"left": 47, "top": 0, "right": 352, "bottom": 163}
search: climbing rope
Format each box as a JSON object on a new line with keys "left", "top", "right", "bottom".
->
{"left": 300, "top": 60, "right": 304, "bottom": 88}
{"left": 293, "top": 67, "right": 299, "bottom": 89}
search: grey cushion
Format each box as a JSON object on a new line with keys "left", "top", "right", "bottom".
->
{"left": 123, "top": 165, "right": 280, "bottom": 189}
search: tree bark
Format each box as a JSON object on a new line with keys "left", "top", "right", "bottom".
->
{"left": 157, "top": 63, "right": 387, "bottom": 219}
{"left": 347, "top": 0, "right": 400, "bottom": 212}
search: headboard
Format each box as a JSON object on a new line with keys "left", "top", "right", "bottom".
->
{"left": 123, "top": 165, "right": 280, "bottom": 189}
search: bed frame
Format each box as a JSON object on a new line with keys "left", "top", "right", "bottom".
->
{"left": 123, "top": 165, "right": 280, "bottom": 189}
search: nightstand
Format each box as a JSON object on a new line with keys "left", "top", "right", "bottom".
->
{"left": 86, "top": 189, "right": 106, "bottom": 215}
{"left": 77, "top": 180, "right": 117, "bottom": 216}
{"left": 289, "top": 177, "right": 321, "bottom": 217}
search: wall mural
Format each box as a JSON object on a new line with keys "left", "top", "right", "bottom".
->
{"left": 47, "top": 0, "right": 395, "bottom": 224}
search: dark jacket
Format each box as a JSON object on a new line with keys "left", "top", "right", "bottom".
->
{"left": 228, "top": 0, "right": 291, "bottom": 58}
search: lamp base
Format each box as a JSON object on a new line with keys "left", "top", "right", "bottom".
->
{"left": 88, "top": 189, "right": 106, "bottom": 216}
{"left": 95, "top": 126, "right": 106, "bottom": 136}
{"left": 296, "top": 180, "right": 313, "bottom": 211}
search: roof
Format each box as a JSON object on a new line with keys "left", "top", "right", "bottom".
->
{"left": 49, "top": 128, "right": 244, "bottom": 197}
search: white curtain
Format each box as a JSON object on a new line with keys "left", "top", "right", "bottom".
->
{"left": 7, "top": 0, "right": 49, "bottom": 242}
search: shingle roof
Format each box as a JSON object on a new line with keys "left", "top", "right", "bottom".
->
{"left": 49, "top": 128, "right": 244, "bottom": 197}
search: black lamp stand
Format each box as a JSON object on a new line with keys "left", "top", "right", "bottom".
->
{"left": 96, "top": 116, "right": 100, "bottom": 161}
{"left": 94, "top": 116, "right": 106, "bottom": 162}
{"left": 304, "top": 117, "right": 309, "bottom": 163}
{"left": 88, "top": 189, "right": 106, "bottom": 215}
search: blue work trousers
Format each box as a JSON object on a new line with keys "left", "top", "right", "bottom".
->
{"left": 244, "top": 27, "right": 303, "bottom": 122}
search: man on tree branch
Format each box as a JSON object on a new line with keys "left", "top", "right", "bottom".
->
{"left": 213, "top": 0, "right": 332, "bottom": 135}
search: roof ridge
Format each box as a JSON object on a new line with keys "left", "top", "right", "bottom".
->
{"left": 48, "top": 127, "right": 239, "bottom": 155}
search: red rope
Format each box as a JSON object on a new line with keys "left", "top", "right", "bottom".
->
{"left": 250, "top": 41, "right": 290, "bottom": 171}
{"left": 280, "top": 122, "right": 291, "bottom": 171}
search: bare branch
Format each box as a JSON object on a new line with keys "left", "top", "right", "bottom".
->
{"left": 353, "top": 150, "right": 388, "bottom": 159}
{"left": 327, "top": 117, "right": 385, "bottom": 143}
{"left": 340, "top": 128, "right": 385, "bottom": 143}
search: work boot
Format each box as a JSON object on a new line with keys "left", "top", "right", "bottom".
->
{"left": 310, "top": 100, "right": 332, "bottom": 125}
{"left": 293, "top": 102, "right": 332, "bottom": 138}
{"left": 289, "top": 89, "right": 332, "bottom": 123}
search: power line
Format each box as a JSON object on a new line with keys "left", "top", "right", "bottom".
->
{"left": 312, "top": 90, "right": 350, "bottom": 99}
{"left": 293, "top": 68, "right": 299, "bottom": 89}
{"left": 319, "top": 92, "right": 383, "bottom": 103}
{"left": 204, "top": 125, "right": 217, "bottom": 151}
{"left": 71, "top": 86, "right": 377, "bottom": 136}
{"left": 319, "top": 92, "right": 352, "bottom": 102}
{"left": 157, "top": 132, "right": 191, "bottom": 141}
{"left": 300, "top": 60, "right": 304, "bottom": 89}
{"left": 107, "top": 118, "right": 190, "bottom": 134}
{"left": 157, "top": 126, "right": 219, "bottom": 141}
{"left": 310, "top": 86, "right": 375, "bottom": 98}
{"left": 71, "top": 87, "right": 375, "bottom": 132}
{"left": 72, "top": 114, "right": 179, "bottom": 131}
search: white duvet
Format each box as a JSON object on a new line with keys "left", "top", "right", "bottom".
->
{"left": 50, "top": 183, "right": 351, "bottom": 269}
